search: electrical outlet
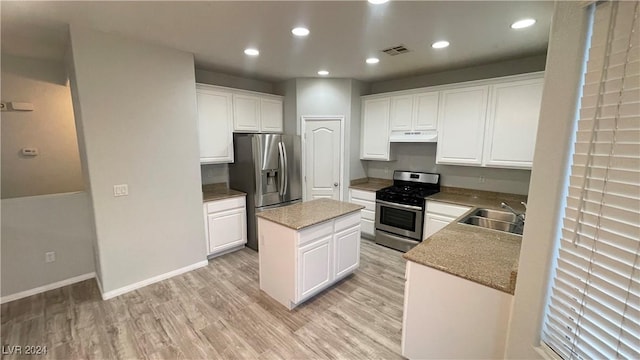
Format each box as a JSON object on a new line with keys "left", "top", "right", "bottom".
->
{"left": 45, "top": 251, "right": 56, "bottom": 263}
{"left": 479, "top": 176, "right": 486, "bottom": 184}
{"left": 113, "top": 184, "right": 129, "bottom": 197}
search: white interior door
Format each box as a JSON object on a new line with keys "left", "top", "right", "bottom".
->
{"left": 304, "top": 118, "right": 342, "bottom": 201}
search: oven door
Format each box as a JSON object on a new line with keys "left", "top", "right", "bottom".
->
{"left": 375, "top": 200, "right": 423, "bottom": 240}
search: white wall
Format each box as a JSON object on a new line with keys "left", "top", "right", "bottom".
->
{"left": 370, "top": 54, "right": 546, "bottom": 94}
{"left": 201, "top": 164, "right": 228, "bottom": 185}
{"left": 1, "top": 54, "right": 84, "bottom": 199}
{"left": 350, "top": 80, "right": 368, "bottom": 181}
{"left": 505, "top": 2, "right": 591, "bottom": 358}
{"left": 367, "top": 143, "right": 531, "bottom": 195}
{"left": 67, "top": 26, "right": 206, "bottom": 295}
{"left": 1, "top": 192, "right": 95, "bottom": 298}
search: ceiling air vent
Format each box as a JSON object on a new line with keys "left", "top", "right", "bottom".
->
{"left": 382, "top": 45, "right": 410, "bottom": 56}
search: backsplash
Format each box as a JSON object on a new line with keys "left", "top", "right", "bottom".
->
{"left": 201, "top": 163, "right": 229, "bottom": 185}
{"left": 365, "top": 143, "right": 531, "bottom": 195}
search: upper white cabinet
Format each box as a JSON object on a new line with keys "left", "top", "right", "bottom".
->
{"left": 435, "top": 73, "right": 544, "bottom": 169}
{"left": 260, "top": 97, "right": 284, "bottom": 132}
{"left": 233, "top": 93, "right": 283, "bottom": 133}
{"left": 233, "top": 94, "right": 261, "bottom": 132}
{"left": 361, "top": 98, "right": 393, "bottom": 160}
{"left": 390, "top": 92, "right": 439, "bottom": 131}
{"left": 483, "top": 78, "right": 544, "bottom": 168}
{"left": 196, "top": 84, "right": 234, "bottom": 164}
{"left": 436, "top": 86, "right": 489, "bottom": 166}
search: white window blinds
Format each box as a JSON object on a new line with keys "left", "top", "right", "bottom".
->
{"left": 542, "top": 1, "right": 640, "bottom": 360}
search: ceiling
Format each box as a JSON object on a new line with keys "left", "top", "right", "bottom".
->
{"left": 1, "top": 1, "right": 554, "bottom": 83}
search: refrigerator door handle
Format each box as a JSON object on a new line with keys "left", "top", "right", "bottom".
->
{"left": 278, "top": 142, "right": 285, "bottom": 196}
{"left": 282, "top": 142, "right": 288, "bottom": 196}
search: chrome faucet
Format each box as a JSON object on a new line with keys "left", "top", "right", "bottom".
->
{"left": 501, "top": 202, "right": 526, "bottom": 222}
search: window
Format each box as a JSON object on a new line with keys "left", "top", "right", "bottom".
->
{"left": 542, "top": 1, "right": 640, "bottom": 359}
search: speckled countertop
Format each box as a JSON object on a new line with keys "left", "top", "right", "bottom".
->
{"left": 349, "top": 177, "right": 392, "bottom": 192}
{"left": 404, "top": 187, "right": 528, "bottom": 295}
{"left": 256, "top": 198, "right": 364, "bottom": 230}
{"left": 202, "top": 183, "right": 246, "bottom": 202}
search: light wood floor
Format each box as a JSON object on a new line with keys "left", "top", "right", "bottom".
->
{"left": 1, "top": 239, "right": 407, "bottom": 359}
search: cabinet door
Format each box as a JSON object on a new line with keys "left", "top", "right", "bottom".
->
{"left": 424, "top": 213, "right": 455, "bottom": 239}
{"left": 207, "top": 208, "right": 247, "bottom": 254}
{"left": 233, "top": 94, "right": 261, "bottom": 132}
{"left": 196, "top": 87, "right": 234, "bottom": 164}
{"left": 413, "top": 92, "right": 439, "bottom": 131}
{"left": 297, "top": 235, "right": 333, "bottom": 301}
{"left": 483, "top": 79, "right": 543, "bottom": 169}
{"left": 361, "top": 98, "right": 391, "bottom": 160}
{"left": 260, "top": 97, "right": 283, "bottom": 133}
{"left": 334, "top": 225, "right": 360, "bottom": 279}
{"left": 436, "top": 86, "right": 489, "bottom": 165}
{"left": 390, "top": 95, "right": 414, "bottom": 131}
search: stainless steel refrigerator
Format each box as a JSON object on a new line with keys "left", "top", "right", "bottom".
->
{"left": 228, "top": 133, "right": 302, "bottom": 250}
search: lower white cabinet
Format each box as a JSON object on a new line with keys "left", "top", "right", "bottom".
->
{"left": 258, "top": 211, "right": 361, "bottom": 309}
{"left": 423, "top": 200, "right": 471, "bottom": 239}
{"left": 203, "top": 196, "right": 247, "bottom": 256}
{"left": 348, "top": 189, "right": 376, "bottom": 238}
{"left": 402, "top": 261, "right": 513, "bottom": 359}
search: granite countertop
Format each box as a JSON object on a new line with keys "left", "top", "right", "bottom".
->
{"left": 404, "top": 187, "right": 528, "bottom": 295}
{"left": 349, "top": 177, "right": 393, "bottom": 192}
{"left": 202, "top": 183, "right": 246, "bottom": 202}
{"left": 256, "top": 198, "right": 364, "bottom": 230}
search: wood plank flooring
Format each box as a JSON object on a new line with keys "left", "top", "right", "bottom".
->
{"left": 1, "top": 239, "right": 407, "bottom": 360}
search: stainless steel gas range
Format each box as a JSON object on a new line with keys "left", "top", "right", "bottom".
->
{"left": 375, "top": 171, "right": 440, "bottom": 252}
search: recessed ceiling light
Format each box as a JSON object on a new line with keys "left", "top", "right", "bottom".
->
{"left": 368, "top": 0, "right": 389, "bottom": 4}
{"left": 511, "top": 18, "right": 536, "bottom": 29}
{"left": 366, "top": 57, "right": 380, "bottom": 64}
{"left": 244, "top": 48, "right": 259, "bottom": 56}
{"left": 317, "top": 70, "right": 329, "bottom": 76}
{"left": 431, "top": 41, "right": 450, "bottom": 49}
{"left": 292, "top": 27, "right": 310, "bottom": 37}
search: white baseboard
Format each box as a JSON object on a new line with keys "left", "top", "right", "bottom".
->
{"left": 0, "top": 272, "right": 96, "bottom": 304}
{"left": 100, "top": 260, "right": 208, "bottom": 300}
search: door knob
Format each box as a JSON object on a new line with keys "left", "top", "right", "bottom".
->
{"left": 334, "top": 182, "right": 339, "bottom": 187}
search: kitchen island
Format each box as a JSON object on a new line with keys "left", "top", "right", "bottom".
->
{"left": 256, "top": 198, "right": 364, "bottom": 310}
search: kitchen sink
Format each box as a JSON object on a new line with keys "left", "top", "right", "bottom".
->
{"left": 458, "top": 209, "right": 524, "bottom": 235}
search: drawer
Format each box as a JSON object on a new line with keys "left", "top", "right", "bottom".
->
{"left": 350, "top": 189, "right": 376, "bottom": 202}
{"left": 426, "top": 200, "right": 471, "bottom": 218}
{"left": 361, "top": 209, "right": 375, "bottom": 221}
{"left": 205, "top": 196, "right": 246, "bottom": 214}
{"left": 298, "top": 220, "right": 334, "bottom": 247}
{"left": 350, "top": 197, "right": 375, "bottom": 212}
{"left": 335, "top": 211, "right": 361, "bottom": 232}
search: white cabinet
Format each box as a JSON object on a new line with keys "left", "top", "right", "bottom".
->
{"left": 436, "top": 85, "right": 489, "bottom": 166}
{"left": 233, "top": 94, "right": 260, "bottom": 132}
{"left": 348, "top": 189, "right": 376, "bottom": 238}
{"left": 298, "top": 235, "right": 333, "bottom": 300}
{"left": 361, "top": 98, "right": 393, "bottom": 160}
{"left": 258, "top": 211, "right": 361, "bottom": 309}
{"left": 203, "top": 196, "right": 247, "bottom": 256}
{"left": 423, "top": 200, "right": 471, "bottom": 239}
{"left": 402, "top": 261, "right": 513, "bottom": 359}
{"left": 435, "top": 74, "right": 543, "bottom": 169}
{"left": 233, "top": 94, "right": 283, "bottom": 133}
{"left": 390, "top": 92, "right": 439, "bottom": 131}
{"left": 260, "top": 97, "right": 284, "bottom": 132}
{"left": 483, "top": 78, "right": 544, "bottom": 169}
{"left": 196, "top": 84, "right": 234, "bottom": 164}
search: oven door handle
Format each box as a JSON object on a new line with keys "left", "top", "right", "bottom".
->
{"left": 376, "top": 200, "right": 423, "bottom": 211}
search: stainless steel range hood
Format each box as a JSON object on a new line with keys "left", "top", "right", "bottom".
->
{"left": 389, "top": 130, "right": 438, "bottom": 143}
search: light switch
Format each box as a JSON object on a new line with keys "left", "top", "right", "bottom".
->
{"left": 113, "top": 184, "right": 129, "bottom": 197}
